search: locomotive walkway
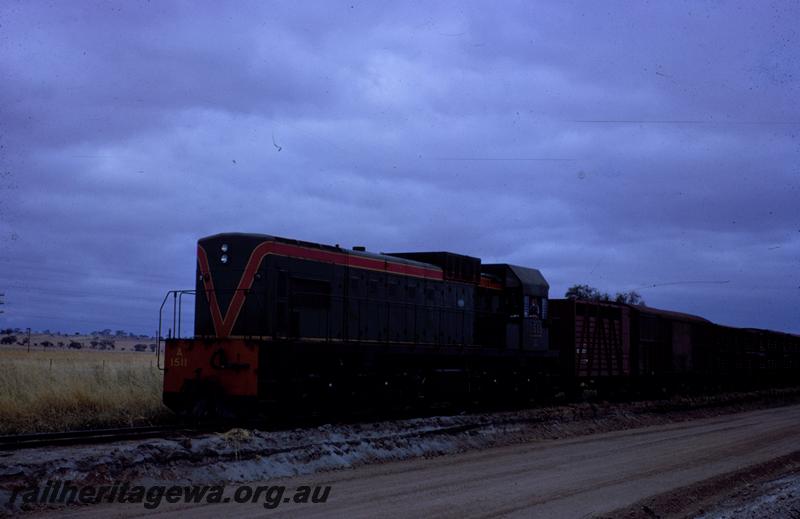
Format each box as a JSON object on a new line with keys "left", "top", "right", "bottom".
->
{"left": 45, "top": 404, "right": 800, "bottom": 518}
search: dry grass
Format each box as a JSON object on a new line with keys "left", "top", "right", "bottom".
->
{"left": 0, "top": 348, "right": 172, "bottom": 434}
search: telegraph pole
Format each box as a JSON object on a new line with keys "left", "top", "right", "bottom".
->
{"left": 0, "top": 292, "right": 4, "bottom": 314}
{"left": 27, "top": 327, "right": 31, "bottom": 353}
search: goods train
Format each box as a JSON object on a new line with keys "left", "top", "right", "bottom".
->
{"left": 160, "top": 233, "right": 800, "bottom": 417}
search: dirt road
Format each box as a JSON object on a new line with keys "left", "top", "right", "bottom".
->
{"left": 40, "top": 404, "right": 800, "bottom": 518}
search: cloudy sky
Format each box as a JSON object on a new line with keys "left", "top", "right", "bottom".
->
{"left": 1, "top": 0, "right": 798, "bottom": 335}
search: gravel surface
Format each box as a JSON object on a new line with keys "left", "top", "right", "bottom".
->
{"left": 699, "top": 473, "right": 800, "bottom": 519}
{"left": 22, "top": 404, "right": 800, "bottom": 518}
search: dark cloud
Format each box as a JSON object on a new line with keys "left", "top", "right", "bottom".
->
{"left": 0, "top": 0, "right": 798, "bottom": 334}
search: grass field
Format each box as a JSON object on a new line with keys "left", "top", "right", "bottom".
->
{"left": 0, "top": 347, "right": 172, "bottom": 434}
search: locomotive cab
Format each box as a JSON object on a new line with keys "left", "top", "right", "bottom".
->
{"left": 481, "top": 264, "right": 550, "bottom": 351}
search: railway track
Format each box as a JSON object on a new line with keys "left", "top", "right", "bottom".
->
{"left": 5, "top": 388, "right": 793, "bottom": 453}
{"left": 0, "top": 409, "right": 501, "bottom": 454}
{"left": 0, "top": 419, "right": 486, "bottom": 453}
{"left": 0, "top": 425, "right": 200, "bottom": 451}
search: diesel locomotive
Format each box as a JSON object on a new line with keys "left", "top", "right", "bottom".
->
{"left": 160, "top": 233, "right": 800, "bottom": 417}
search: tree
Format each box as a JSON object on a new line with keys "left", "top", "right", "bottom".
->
{"left": 565, "top": 284, "right": 646, "bottom": 306}
{"left": 565, "top": 284, "right": 610, "bottom": 301}
{"left": 615, "top": 291, "right": 645, "bottom": 306}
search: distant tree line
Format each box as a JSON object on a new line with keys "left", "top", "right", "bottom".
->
{"left": 0, "top": 328, "right": 155, "bottom": 351}
{"left": 1, "top": 328, "right": 151, "bottom": 339}
{"left": 91, "top": 329, "right": 150, "bottom": 338}
{"left": 565, "top": 284, "right": 645, "bottom": 306}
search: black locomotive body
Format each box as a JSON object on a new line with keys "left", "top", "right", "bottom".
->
{"left": 162, "top": 232, "right": 800, "bottom": 416}
{"left": 163, "top": 233, "right": 555, "bottom": 415}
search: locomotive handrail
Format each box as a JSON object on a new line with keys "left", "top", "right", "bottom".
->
{"left": 156, "top": 289, "right": 196, "bottom": 371}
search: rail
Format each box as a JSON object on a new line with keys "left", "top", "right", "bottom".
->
{"left": 0, "top": 425, "right": 198, "bottom": 451}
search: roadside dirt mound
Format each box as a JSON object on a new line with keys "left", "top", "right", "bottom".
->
{"left": 603, "top": 450, "right": 800, "bottom": 519}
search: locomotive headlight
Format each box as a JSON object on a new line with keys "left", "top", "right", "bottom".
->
{"left": 220, "top": 254, "right": 229, "bottom": 264}
{"left": 220, "top": 243, "right": 228, "bottom": 252}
